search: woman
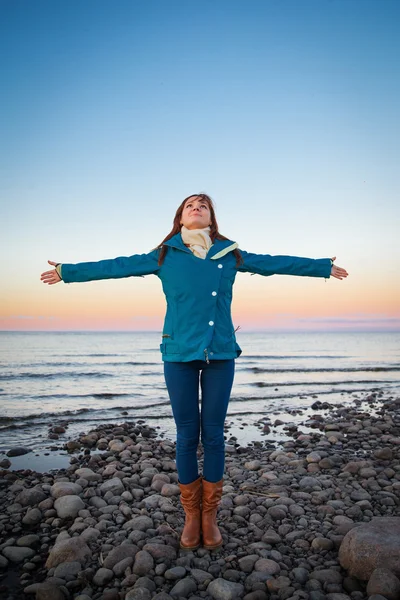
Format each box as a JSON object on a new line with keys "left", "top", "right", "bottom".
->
{"left": 41, "top": 193, "right": 348, "bottom": 551}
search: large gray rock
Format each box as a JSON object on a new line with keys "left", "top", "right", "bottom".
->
{"left": 133, "top": 550, "right": 154, "bottom": 576}
{"left": 45, "top": 537, "right": 91, "bottom": 568}
{"left": 80, "top": 527, "right": 101, "bottom": 544}
{"left": 54, "top": 495, "right": 84, "bottom": 519}
{"left": 50, "top": 482, "right": 83, "bottom": 498}
{"left": 15, "top": 487, "right": 47, "bottom": 506}
{"left": 339, "top": 517, "right": 400, "bottom": 579}
{"left": 16, "top": 534, "right": 40, "bottom": 548}
{"left": 366, "top": 568, "right": 400, "bottom": 600}
{"left": 169, "top": 577, "right": 198, "bottom": 598}
{"left": 208, "top": 578, "right": 245, "bottom": 600}
{"left": 6, "top": 446, "right": 32, "bottom": 457}
{"left": 142, "top": 543, "right": 177, "bottom": 560}
{"left": 103, "top": 545, "right": 138, "bottom": 569}
{"left": 74, "top": 467, "right": 101, "bottom": 482}
{"left": 54, "top": 561, "right": 82, "bottom": 578}
{"left": 22, "top": 508, "right": 42, "bottom": 526}
{"left": 93, "top": 567, "right": 114, "bottom": 586}
{"left": 24, "top": 582, "right": 66, "bottom": 600}
{"left": 2, "top": 546, "right": 35, "bottom": 563}
{"left": 125, "top": 589, "right": 152, "bottom": 600}
{"left": 99, "top": 477, "right": 125, "bottom": 495}
{"left": 122, "top": 515, "right": 154, "bottom": 531}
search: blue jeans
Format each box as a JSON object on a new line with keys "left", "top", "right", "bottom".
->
{"left": 164, "top": 359, "right": 235, "bottom": 485}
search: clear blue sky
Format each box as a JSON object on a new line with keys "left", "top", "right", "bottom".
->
{"left": 1, "top": 0, "right": 399, "bottom": 331}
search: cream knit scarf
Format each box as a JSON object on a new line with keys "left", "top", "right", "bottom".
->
{"left": 181, "top": 225, "right": 212, "bottom": 259}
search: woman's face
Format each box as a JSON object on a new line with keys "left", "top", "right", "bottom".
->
{"left": 180, "top": 196, "right": 212, "bottom": 230}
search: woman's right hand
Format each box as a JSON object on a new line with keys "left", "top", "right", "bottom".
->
{"left": 41, "top": 260, "right": 62, "bottom": 285}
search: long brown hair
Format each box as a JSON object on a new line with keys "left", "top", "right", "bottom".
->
{"left": 157, "top": 194, "right": 242, "bottom": 267}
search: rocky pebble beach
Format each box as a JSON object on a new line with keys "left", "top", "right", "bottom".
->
{"left": 0, "top": 390, "right": 399, "bottom": 600}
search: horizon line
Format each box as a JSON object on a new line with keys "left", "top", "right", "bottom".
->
{"left": 1, "top": 329, "right": 399, "bottom": 334}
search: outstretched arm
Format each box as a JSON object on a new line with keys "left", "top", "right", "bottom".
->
{"left": 40, "top": 249, "right": 160, "bottom": 285}
{"left": 238, "top": 250, "right": 348, "bottom": 280}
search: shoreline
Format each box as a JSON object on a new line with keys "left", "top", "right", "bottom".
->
{"left": 0, "top": 392, "right": 399, "bottom": 600}
{"left": 1, "top": 385, "right": 396, "bottom": 472}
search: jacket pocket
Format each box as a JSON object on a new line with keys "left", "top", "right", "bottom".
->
{"left": 160, "top": 341, "right": 181, "bottom": 355}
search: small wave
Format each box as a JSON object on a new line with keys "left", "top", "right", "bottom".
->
{"left": 241, "top": 355, "right": 348, "bottom": 360}
{"left": 0, "top": 400, "right": 171, "bottom": 431}
{"left": 80, "top": 353, "right": 120, "bottom": 357}
{"left": 0, "top": 416, "right": 15, "bottom": 424}
{"left": 251, "top": 379, "right": 391, "bottom": 387}
{"left": 230, "top": 386, "right": 386, "bottom": 404}
{"left": 33, "top": 392, "right": 143, "bottom": 400}
{"left": 245, "top": 366, "right": 400, "bottom": 374}
{"left": 109, "top": 361, "right": 159, "bottom": 366}
{"left": 0, "top": 371, "right": 112, "bottom": 381}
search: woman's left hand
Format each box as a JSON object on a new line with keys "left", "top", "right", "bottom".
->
{"left": 330, "top": 257, "right": 348, "bottom": 280}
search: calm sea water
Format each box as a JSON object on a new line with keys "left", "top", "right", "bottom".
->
{"left": 0, "top": 331, "right": 399, "bottom": 457}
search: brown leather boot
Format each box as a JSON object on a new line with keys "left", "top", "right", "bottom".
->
{"left": 179, "top": 476, "right": 202, "bottom": 549}
{"left": 202, "top": 478, "right": 223, "bottom": 550}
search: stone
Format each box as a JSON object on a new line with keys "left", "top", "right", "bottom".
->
{"left": 6, "top": 446, "right": 32, "bottom": 457}
{"left": 125, "top": 589, "right": 152, "bottom": 600}
{"left": 109, "top": 439, "right": 125, "bottom": 452}
{"left": 208, "top": 578, "right": 245, "bottom": 600}
{"left": 123, "top": 515, "right": 154, "bottom": 531}
{"left": 15, "top": 487, "right": 47, "bottom": 506}
{"left": 34, "top": 582, "right": 66, "bottom": 600}
{"left": 45, "top": 537, "right": 91, "bottom": 568}
{"left": 2, "top": 546, "right": 35, "bottom": 563}
{"left": 113, "top": 556, "right": 134, "bottom": 576}
{"left": 133, "top": 550, "right": 154, "bottom": 575}
{"left": 54, "top": 561, "right": 82, "bottom": 578}
{"left": 339, "top": 517, "right": 400, "bottom": 579}
{"left": 310, "top": 570, "right": 343, "bottom": 584}
{"left": 165, "top": 566, "right": 187, "bottom": 580}
{"left": 22, "top": 508, "right": 42, "bottom": 526}
{"left": 245, "top": 460, "right": 261, "bottom": 470}
{"left": 80, "top": 527, "right": 101, "bottom": 544}
{"left": 307, "top": 452, "right": 322, "bottom": 463}
{"left": 161, "top": 483, "right": 180, "bottom": 496}
{"left": 261, "top": 529, "right": 281, "bottom": 544}
{"left": 169, "top": 577, "right": 198, "bottom": 597}
{"left": 266, "top": 576, "right": 292, "bottom": 592}
{"left": 191, "top": 568, "right": 214, "bottom": 583}
{"left": 373, "top": 448, "right": 393, "bottom": 460}
{"left": 93, "top": 567, "right": 114, "bottom": 586}
{"left": 299, "top": 477, "right": 321, "bottom": 490}
{"left": 16, "top": 534, "right": 40, "bottom": 547}
{"left": 74, "top": 467, "right": 101, "bottom": 481}
{"left": 0, "top": 458, "right": 11, "bottom": 468}
{"left": 292, "top": 568, "right": 309, "bottom": 584}
{"left": 238, "top": 555, "right": 259, "bottom": 573}
{"left": 99, "top": 477, "right": 125, "bottom": 495}
{"left": 254, "top": 558, "right": 280, "bottom": 574}
{"left": 50, "top": 482, "right": 83, "bottom": 498}
{"left": 311, "top": 537, "right": 334, "bottom": 551}
{"left": 366, "top": 568, "right": 400, "bottom": 600}
{"left": 54, "top": 495, "right": 85, "bottom": 519}
{"left": 66, "top": 441, "right": 81, "bottom": 451}
{"left": 103, "top": 544, "right": 138, "bottom": 569}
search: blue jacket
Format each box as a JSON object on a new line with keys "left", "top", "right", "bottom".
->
{"left": 61, "top": 234, "right": 332, "bottom": 362}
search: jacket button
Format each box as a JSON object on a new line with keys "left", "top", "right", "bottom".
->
{"left": 209, "top": 321, "right": 214, "bottom": 326}
{"left": 218, "top": 264, "right": 223, "bottom": 269}
{"left": 212, "top": 291, "right": 217, "bottom": 296}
